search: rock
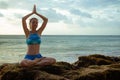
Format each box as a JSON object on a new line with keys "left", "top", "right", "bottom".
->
{"left": 73, "top": 54, "right": 120, "bottom": 68}
{"left": 103, "top": 69, "right": 120, "bottom": 80}
{"left": 0, "top": 54, "right": 120, "bottom": 80}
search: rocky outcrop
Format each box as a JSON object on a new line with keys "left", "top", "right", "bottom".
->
{"left": 0, "top": 54, "right": 120, "bottom": 80}
{"left": 73, "top": 54, "right": 120, "bottom": 68}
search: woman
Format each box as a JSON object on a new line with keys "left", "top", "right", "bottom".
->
{"left": 20, "top": 5, "right": 56, "bottom": 67}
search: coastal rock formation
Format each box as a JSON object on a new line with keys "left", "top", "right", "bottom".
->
{"left": 0, "top": 54, "right": 120, "bottom": 80}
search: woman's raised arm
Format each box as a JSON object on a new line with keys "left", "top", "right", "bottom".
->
{"left": 34, "top": 5, "right": 48, "bottom": 35}
{"left": 22, "top": 12, "right": 33, "bottom": 38}
{"left": 36, "top": 13, "right": 48, "bottom": 35}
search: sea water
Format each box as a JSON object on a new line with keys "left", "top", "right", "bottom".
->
{"left": 0, "top": 35, "right": 120, "bottom": 63}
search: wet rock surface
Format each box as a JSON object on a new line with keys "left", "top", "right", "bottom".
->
{"left": 0, "top": 54, "right": 120, "bottom": 80}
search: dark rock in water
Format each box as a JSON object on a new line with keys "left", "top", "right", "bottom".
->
{"left": 0, "top": 54, "right": 120, "bottom": 80}
{"left": 73, "top": 54, "right": 120, "bottom": 68}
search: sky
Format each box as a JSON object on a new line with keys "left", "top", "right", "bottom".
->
{"left": 0, "top": 0, "right": 120, "bottom": 35}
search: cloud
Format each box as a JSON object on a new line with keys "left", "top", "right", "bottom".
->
{"left": 73, "top": 0, "right": 120, "bottom": 9}
{"left": 39, "top": 8, "right": 68, "bottom": 22}
{"left": 0, "top": 0, "right": 68, "bottom": 23}
{"left": 0, "top": 13, "right": 3, "bottom": 17}
{"left": 0, "top": 1, "right": 8, "bottom": 9}
{"left": 69, "top": 9, "right": 92, "bottom": 18}
{"left": 14, "top": 13, "right": 23, "bottom": 19}
{"left": 0, "top": 0, "right": 120, "bottom": 35}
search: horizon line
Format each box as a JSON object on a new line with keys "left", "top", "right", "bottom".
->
{"left": 0, "top": 34, "right": 120, "bottom": 36}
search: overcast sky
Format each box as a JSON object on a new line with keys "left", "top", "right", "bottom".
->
{"left": 0, "top": 0, "right": 120, "bottom": 35}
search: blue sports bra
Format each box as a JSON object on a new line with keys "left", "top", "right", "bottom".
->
{"left": 26, "top": 33, "right": 41, "bottom": 45}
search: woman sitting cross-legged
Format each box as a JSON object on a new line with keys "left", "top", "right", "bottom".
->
{"left": 20, "top": 5, "right": 56, "bottom": 67}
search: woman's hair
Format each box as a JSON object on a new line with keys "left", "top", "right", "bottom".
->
{"left": 29, "top": 17, "right": 38, "bottom": 24}
{"left": 29, "top": 17, "right": 38, "bottom": 30}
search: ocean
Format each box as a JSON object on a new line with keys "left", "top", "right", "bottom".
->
{"left": 0, "top": 35, "right": 120, "bottom": 64}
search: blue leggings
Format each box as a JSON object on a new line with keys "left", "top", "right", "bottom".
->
{"left": 24, "top": 53, "right": 43, "bottom": 60}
